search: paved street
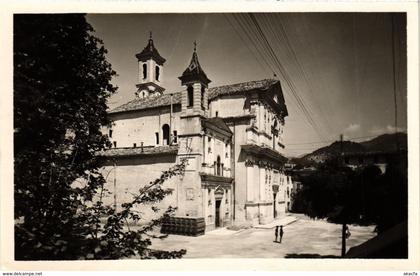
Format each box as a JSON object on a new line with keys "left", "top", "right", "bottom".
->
{"left": 149, "top": 214, "right": 376, "bottom": 258}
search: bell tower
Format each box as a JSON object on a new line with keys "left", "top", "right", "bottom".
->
{"left": 135, "top": 32, "right": 166, "bottom": 98}
{"left": 177, "top": 42, "right": 211, "bottom": 157}
{"left": 179, "top": 41, "right": 211, "bottom": 118}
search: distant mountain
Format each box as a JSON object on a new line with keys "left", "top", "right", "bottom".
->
{"left": 301, "top": 132, "right": 407, "bottom": 163}
{"left": 361, "top": 132, "right": 407, "bottom": 152}
{"left": 303, "top": 141, "right": 365, "bottom": 163}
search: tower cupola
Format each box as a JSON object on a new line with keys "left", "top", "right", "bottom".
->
{"left": 179, "top": 42, "right": 211, "bottom": 86}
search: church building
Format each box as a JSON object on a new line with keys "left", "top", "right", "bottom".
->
{"left": 99, "top": 34, "right": 290, "bottom": 234}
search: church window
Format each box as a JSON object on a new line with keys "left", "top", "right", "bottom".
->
{"left": 142, "top": 63, "right": 147, "bottom": 79}
{"left": 113, "top": 141, "right": 117, "bottom": 148}
{"left": 208, "top": 137, "right": 212, "bottom": 153}
{"left": 264, "top": 111, "right": 267, "bottom": 131}
{"left": 208, "top": 189, "right": 212, "bottom": 206}
{"left": 133, "top": 143, "right": 137, "bottom": 148}
{"left": 155, "top": 132, "right": 159, "bottom": 145}
{"left": 162, "top": 124, "right": 170, "bottom": 145}
{"left": 109, "top": 129, "right": 113, "bottom": 138}
{"left": 155, "top": 66, "right": 160, "bottom": 81}
{"left": 173, "top": 130, "right": 178, "bottom": 144}
{"left": 216, "top": 155, "right": 221, "bottom": 176}
{"left": 201, "top": 86, "right": 205, "bottom": 109}
{"left": 187, "top": 86, "right": 194, "bottom": 108}
{"left": 215, "top": 111, "right": 219, "bottom": 117}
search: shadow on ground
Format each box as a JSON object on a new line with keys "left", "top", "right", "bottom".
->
{"left": 285, "top": 253, "right": 339, "bottom": 258}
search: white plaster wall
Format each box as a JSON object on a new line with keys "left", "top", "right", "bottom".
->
{"left": 107, "top": 108, "right": 181, "bottom": 148}
{"left": 209, "top": 96, "right": 246, "bottom": 118}
{"left": 100, "top": 155, "right": 178, "bottom": 222}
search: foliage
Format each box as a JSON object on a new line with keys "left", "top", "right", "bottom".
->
{"left": 293, "top": 156, "right": 408, "bottom": 233}
{"left": 295, "top": 158, "right": 357, "bottom": 224}
{"left": 14, "top": 14, "right": 186, "bottom": 260}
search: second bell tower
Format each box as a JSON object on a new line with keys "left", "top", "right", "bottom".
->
{"left": 135, "top": 32, "right": 166, "bottom": 98}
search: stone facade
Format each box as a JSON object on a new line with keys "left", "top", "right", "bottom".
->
{"left": 99, "top": 36, "right": 289, "bottom": 232}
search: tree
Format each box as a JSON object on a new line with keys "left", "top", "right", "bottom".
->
{"left": 14, "top": 14, "right": 185, "bottom": 260}
{"left": 295, "top": 158, "right": 364, "bottom": 257}
{"left": 295, "top": 155, "right": 407, "bottom": 257}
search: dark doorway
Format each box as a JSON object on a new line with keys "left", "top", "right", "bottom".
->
{"left": 215, "top": 200, "right": 221, "bottom": 228}
{"left": 273, "top": 193, "right": 277, "bottom": 218}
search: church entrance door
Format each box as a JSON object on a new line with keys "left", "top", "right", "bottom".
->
{"left": 215, "top": 200, "right": 221, "bottom": 228}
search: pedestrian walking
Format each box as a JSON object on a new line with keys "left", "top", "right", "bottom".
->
{"left": 345, "top": 225, "right": 351, "bottom": 239}
{"left": 274, "top": 226, "right": 279, "bottom": 242}
{"left": 279, "top": 225, "right": 284, "bottom": 243}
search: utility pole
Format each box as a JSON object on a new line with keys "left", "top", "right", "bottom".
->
{"left": 169, "top": 93, "right": 173, "bottom": 145}
{"left": 340, "top": 134, "right": 347, "bottom": 257}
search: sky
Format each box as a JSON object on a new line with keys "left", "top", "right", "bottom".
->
{"left": 87, "top": 13, "right": 407, "bottom": 157}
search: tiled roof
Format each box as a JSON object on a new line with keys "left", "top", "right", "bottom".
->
{"left": 109, "top": 79, "right": 279, "bottom": 114}
{"left": 109, "top": 92, "right": 183, "bottom": 114}
{"left": 97, "top": 145, "right": 178, "bottom": 158}
{"left": 208, "top": 79, "right": 278, "bottom": 100}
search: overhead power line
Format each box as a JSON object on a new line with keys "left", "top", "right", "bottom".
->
{"left": 230, "top": 13, "right": 328, "bottom": 141}
{"left": 261, "top": 14, "right": 334, "bottom": 135}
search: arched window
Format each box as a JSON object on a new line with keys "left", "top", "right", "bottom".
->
{"left": 272, "top": 119, "right": 278, "bottom": 149}
{"left": 162, "top": 124, "right": 170, "bottom": 145}
{"left": 142, "top": 63, "right": 147, "bottom": 79}
{"left": 216, "top": 155, "right": 221, "bottom": 176}
{"left": 187, "top": 86, "right": 194, "bottom": 108}
{"left": 155, "top": 66, "right": 160, "bottom": 81}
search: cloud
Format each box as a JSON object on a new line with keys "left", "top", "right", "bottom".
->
{"left": 344, "top": 123, "right": 361, "bottom": 134}
{"left": 369, "top": 125, "right": 406, "bottom": 135}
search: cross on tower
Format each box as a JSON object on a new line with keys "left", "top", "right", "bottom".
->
{"left": 193, "top": 40, "right": 197, "bottom": 52}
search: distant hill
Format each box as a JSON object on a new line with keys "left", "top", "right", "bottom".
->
{"left": 301, "top": 132, "right": 407, "bottom": 163}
